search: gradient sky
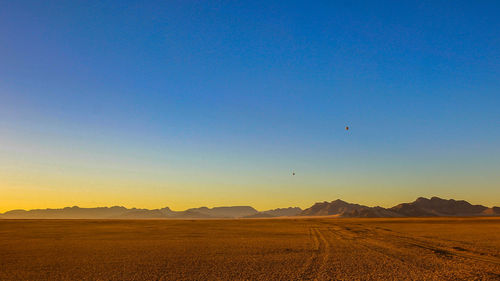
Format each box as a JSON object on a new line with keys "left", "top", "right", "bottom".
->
{"left": 1, "top": 0, "right": 499, "bottom": 212}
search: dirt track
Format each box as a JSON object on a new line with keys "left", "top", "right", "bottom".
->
{"left": 0, "top": 218, "right": 499, "bottom": 280}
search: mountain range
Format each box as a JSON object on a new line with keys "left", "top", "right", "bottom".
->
{"left": 1, "top": 197, "right": 498, "bottom": 219}
{"left": 301, "top": 197, "right": 500, "bottom": 218}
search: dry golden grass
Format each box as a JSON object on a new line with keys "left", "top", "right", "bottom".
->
{"left": 0, "top": 217, "right": 499, "bottom": 280}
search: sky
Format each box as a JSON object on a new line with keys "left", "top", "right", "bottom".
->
{"left": 1, "top": 0, "right": 499, "bottom": 212}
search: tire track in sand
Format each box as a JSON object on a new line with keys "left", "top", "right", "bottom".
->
{"left": 326, "top": 223, "right": 500, "bottom": 278}
{"left": 300, "top": 228, "right": 330, "bottom": 280}
{"left": 350, "top": 224, "right": 500, "bottom": 266}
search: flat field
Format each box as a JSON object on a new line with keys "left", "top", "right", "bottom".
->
{"left": 0, "top": 218, "right": 499, "bottom": 280}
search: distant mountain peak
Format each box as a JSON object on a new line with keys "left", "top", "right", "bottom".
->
{"left": 331, "top": 199, "right": 348, "bottom": 204}
{"left": 245, "top": 207, "right": 303, "bottom": 218}
{"left": 301, "top": 199, "right": 368, "bottom": 216}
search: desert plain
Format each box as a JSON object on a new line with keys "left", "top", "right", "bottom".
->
{"left": 0, "top": 217, "right": 499, "bottom": 280}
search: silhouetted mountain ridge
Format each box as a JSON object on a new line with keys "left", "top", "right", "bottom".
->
{"left": 186, "top": 206, "right": 258, "bottom": 218}
{"left": 301, "top": 197, "right": 499, "bottom": 217}
{"left": 1, "top": 197, "right": 498, "bottom": 219}
{"left": 244, "top": 207, "right": 302, "bottom": 218}
{"left": 0, "top": 206, "right": 259, "bottom": 219}
{"left": 301, "top": 199, "right": 368, "bottom": 216}
{"left": 2, "top": 206, "right": 129, "bottom": 219}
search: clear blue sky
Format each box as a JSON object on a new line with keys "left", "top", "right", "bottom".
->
{"left": 1, "top": 0, "right": 499, "bottom": 211}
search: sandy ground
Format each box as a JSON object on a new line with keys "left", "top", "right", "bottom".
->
{"left": 0, "top": 217, "right": 499, "bottom": 280}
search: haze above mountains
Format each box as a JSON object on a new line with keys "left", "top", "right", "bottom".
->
{"left": 1, "top": 197, "right": 498, "bottom": 219}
